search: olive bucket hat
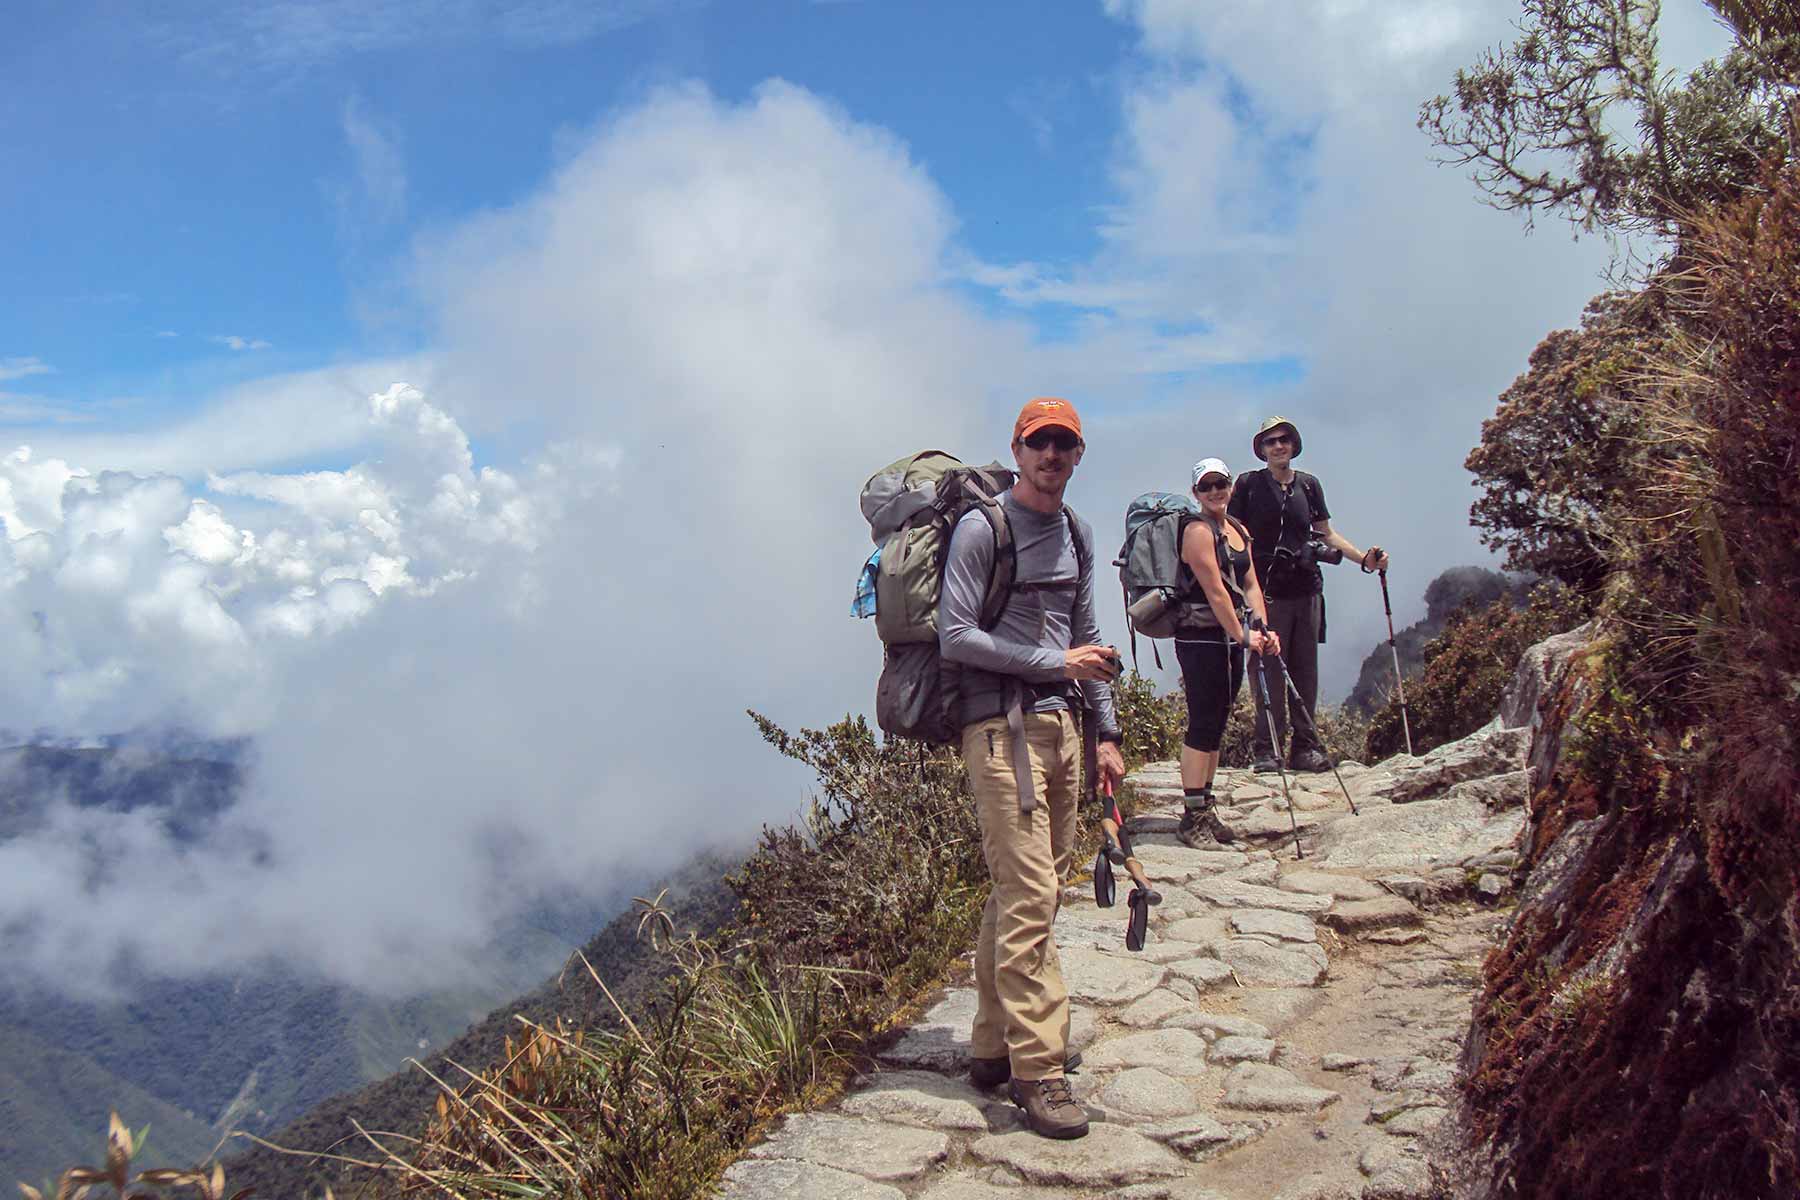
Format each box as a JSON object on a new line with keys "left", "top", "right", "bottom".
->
{"left": 1252, "top": 415, "right": 1302, "bottom": 461}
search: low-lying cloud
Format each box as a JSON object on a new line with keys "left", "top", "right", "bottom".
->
{"left": 1, "top": 81, "right": 1026, "bottom": 992}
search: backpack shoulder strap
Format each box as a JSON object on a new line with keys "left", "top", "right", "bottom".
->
{"left": 1196, "top": 512, "right": 1249, "bottom": 609}
{"left": 953, "top": 471, "right": 1015, "bottom": 631}
{"left": 1062, "top": 506, "right": 1093, "bottom": 583}
{"left": 1296, "top": 471, "right": 1322, "bottom": 524}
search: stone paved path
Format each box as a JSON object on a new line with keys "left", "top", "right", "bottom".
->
{"left": 717, "top": 719, "right": 1531, "bottom": 1200}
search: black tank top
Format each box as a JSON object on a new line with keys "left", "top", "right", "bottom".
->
{"left": 1178, "top": 516, "right": 1253, "bottom": 644}
{"left": 1220, "top": 534, "right": 1252, "bottom": 595}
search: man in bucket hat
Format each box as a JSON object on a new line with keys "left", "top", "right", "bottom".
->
{"left": 939, "top": 396, "right": 1124, "bottom": 1140}
{"left": 1229, "top": 416, "right": 1388, "bottom": 773}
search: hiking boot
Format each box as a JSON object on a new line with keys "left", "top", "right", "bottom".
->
{"left": 1291, "top": 747, "right": 1332, "bottom": 773}
{"left": 1009, "top": 1075, "right": 1090, "bottom": 1139}
{"left": 1178, "top": 803, "right": 1238, "bottom": 848}
{"left": 1252, "top": 755, "right": 1281, "bottom": 774}
{"left": 969, "top": 1050, "right": 1083, "bottom": 1090}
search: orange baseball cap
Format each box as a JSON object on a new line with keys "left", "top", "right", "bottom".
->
{"left": 1014, "top": 396, "right": 1083, "bottom": 442}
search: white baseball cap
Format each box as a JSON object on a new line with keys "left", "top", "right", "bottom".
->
{"left": 1190, "top": 457, "right": 1232, "bottom": 487}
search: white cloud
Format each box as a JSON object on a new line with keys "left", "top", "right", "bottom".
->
{"left": 1103, "top": 0, "right": 1481, "bottom": 121}
{"left": 332, "top": 96, "right": 408, "bottom": 238}
{"left": 211, "top": 334, "right": 273, "bottom": 351}
{"left": 165, "top": 0, "right": 703, "bottom": 73}
{"left": 0, "top": 397, "right": 97, "bottom": 425}
{"left": 1, "top": 384, "right": 557, "bottom": 740}
{"left": 0, "top": 357, "right": 54, "bottom": 383}
{"left": 23, "top": 356, "right": 434, "bottom": 476}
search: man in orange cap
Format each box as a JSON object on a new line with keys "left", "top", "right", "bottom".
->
{"left": 938, "top": 396, "right": 1125, "bottom": 1140}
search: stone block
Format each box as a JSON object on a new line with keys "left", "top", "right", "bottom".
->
{"left": 1319, "top": 897, "right": 1421, "bottom": 934}
{"left": 970, "top": 1123, "right": 1186, "bottom": 1186}
{"left": 1220, "top": 1063, "right": 1341, "bottom": 1113}
{"left": 745, "top": 1113, "right": 948, "bottom": 1181}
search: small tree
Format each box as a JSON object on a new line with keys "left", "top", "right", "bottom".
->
{"left": 1464, "top": 291, "right": 1662, "bottom": 592}
{"left": 1419, "top": 0, "right": 1797, "bottom": 239}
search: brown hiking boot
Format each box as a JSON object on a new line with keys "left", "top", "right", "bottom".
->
{"left": 1009, "top": 1075, "right": 1090, "bottom": 1139}
{"left": 1291, "top": 747, "right": 1333, "bottom": 773}
{"left": 1177, "top": 803, "right": 1237, "bottom": 847}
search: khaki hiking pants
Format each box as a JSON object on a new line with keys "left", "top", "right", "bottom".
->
{"left": 962, "top": 708, "right": 1079, "bottom": 1081}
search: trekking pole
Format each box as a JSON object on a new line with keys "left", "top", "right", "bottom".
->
{"left": 1099, "top": 778, "right": 1161, "bottom": 904}
{"left": 1377, "top": 567, "right": 1415, "bottom": 757}
{"left": 1100, "top": 780, "right": 1162, "bottom": 952}
{"left": 1090, "top": 779, "right": 1162, "bottom": 953}
{"left": 1084, "top": 711, "right": 1161, "bottom": 909}
{"left": 1272, "top": 653, "right": 1358, "bottom": 816}
{"left": 1249, "top": 641, "right": 1304, "bottom": 860}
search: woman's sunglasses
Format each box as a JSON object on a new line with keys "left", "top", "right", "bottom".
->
{"left": 1196, "top": 477, "right": 1230, "bottom": 492}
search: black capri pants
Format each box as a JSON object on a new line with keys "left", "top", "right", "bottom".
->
{"left": 1175, "top": 633, "right": 1246, "bottom": 753}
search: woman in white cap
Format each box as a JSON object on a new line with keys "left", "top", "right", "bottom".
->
{"left": 1173, "top": 457, "right": 1279, "bottom": 848}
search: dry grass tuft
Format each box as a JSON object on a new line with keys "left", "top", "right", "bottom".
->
{"left": 18, "top": 1113, "right": 255, "bottom": 1200}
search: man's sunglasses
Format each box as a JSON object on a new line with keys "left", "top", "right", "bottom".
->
{"left": 1261, "top": 433, "right": 1293, "bottom": 447}
{"left": 1022, "top": 429, "right": 1082, "bottom": 452}
{"left": 1196, "top": 477, "right": 1230, "bottom": 492}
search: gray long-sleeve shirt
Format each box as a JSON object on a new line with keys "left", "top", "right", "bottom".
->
{"left": 938, "top": 491, "right": 1121, "bottom": 737}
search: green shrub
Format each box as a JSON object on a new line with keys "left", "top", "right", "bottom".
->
{"left": 1115, "top": 668, "right": 1371, "bottom": 771}
{"left": 1110, "top": 670, "right": 1187, "bottom": 768}
{"left": 729, "top": 714, "right": 987, "bottom": 1007}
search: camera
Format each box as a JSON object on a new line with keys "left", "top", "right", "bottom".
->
{"left": 1270, "top": 538, "right": 1344, "bottom": 571}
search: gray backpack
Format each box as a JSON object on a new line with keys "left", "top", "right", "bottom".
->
{"left": 860, "top": 452, "right": 1094, "bottom": 744}
{"left": 861, "top": 452, "right": 1016, "bottom": 743}
{"left": 1115, "top": 492, "right": 1247, "bottom": 670}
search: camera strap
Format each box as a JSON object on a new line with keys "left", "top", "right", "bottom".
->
{"left": 1260, "top": 469, "right": 1319, "bottom": 593}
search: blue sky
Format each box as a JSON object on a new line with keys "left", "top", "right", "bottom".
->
{"left": 5, "top": 0, "right": 1144, "bottom": 421}
{"left": 0, "top": 1, "right": 1738, "bottom": 989}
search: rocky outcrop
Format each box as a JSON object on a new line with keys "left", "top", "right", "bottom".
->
{"left": 1433, "top": 623, "right": 1800, "bottom": 1199}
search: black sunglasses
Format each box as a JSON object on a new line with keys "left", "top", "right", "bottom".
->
{"left": 1022, "top": 429, "right": 1081, "bottom": 452}
{"left": 1261, "top": 433, "right": 1293, "bottom": 447}
{"left": 1195, "top": 477, "right": 1230, "bottom": 492}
